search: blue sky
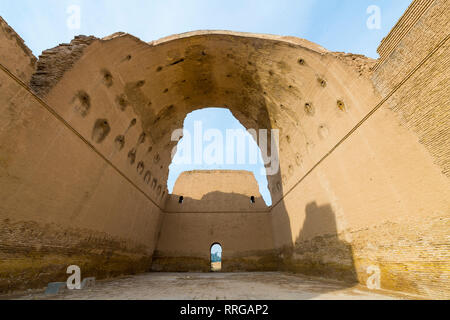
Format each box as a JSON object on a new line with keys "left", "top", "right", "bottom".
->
{"left": 211, "top": 243, "right": 222, "bottom": 257}
{"left": 0, "top": 0, "right": 412, "bottom": 205}
{"left": 0, "top": 0, "right": 411, "bottom": 58}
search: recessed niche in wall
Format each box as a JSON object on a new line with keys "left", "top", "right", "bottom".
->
{"left": 136, "top": 80, "right": 146, "bottom": 88}
{"left": 318, "top": 77, "right": 327, "bottom": 88}
{"left": 318, "top": 124, "right": 329, "bottom": 139}
{"left": 115, "top": 94, "right": 128, "bottom": 111}
{"left": 295, "top": 153, "right": 303, "bottom": 166}
{"left": 92, "top": 119, "right": 111, "bottom": 144}
{"left": 337, "top": 100, "right": 346, "bottom": 112}
{"left": 286, "top": 135, "right": 291, "bottom": 144}
{"left": 73, "top": 90, "right": 91, "bottom": 117}
{"left": 138, "top": 132, "right": 146, "bottom": 144}
{"left": 137, "top": 161, "right": 145, "bottom": 175}
{"left": 144, "top": 171, "right": 152, "bottom": 184}
{"left": 101, "top": 69, "right": 113, "bottom": 87}
{"left": 304, "top": 102, "right": 315, "bottom": 116}
{"left": 114, "top": 135, "right": 125, "bottom": 151}
{"left": 128, "top": 148, "right": 136, "bottom": 165}
{"left": 288, "top": 165, "right": 294, "bottom": 175}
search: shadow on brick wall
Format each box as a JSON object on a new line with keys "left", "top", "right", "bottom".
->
{"left": 281, "top": 202, "right": 358, "bottom": 284}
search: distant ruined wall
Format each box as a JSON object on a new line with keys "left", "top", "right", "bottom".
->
{"left": 153, "top": 171, "right": 275, "bottom": 271}
{"left": 153, "top": 211, "right": 276, "bottom": 272}
{"left": 166, "top": 170, "right": 268, "bottom": 212}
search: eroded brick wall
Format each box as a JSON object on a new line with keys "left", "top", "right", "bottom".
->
{"left": 372, "top": 0, "right": 450, "bottom": 178}
{"left": 271, "top": 0, "right": 450, "bottom": 299}
{"left": 0, "top": 17, "right": 36, "bottom": 83}
{"left": 0, "top": 62, "right": 162, "bottom": 294}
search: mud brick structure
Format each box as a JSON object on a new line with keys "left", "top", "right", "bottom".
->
{"left": 0, "top": 0, "right": 448, "bottom": 299}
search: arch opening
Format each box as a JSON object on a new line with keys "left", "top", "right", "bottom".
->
{"left": 167, "top": 107, "right": 272, "bottom": 206}
{"left": 210, "top": 243, "right": 222, "bottom": 272}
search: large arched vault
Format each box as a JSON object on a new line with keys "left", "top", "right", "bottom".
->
{"left": 1, "top": 0, "right": 449, "bottom": 299}
{"left": 31, "top": 31, "right": 379, "bottom": 208}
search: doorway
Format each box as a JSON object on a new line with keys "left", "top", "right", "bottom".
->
{"left": 210, "top": 243, "right": 222, "bottom": 272}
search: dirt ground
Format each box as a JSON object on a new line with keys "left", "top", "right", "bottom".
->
{"left": 6, "top": 272, "right": 420, "bottom": 300}
{"left": 211, "top": 262, "right": 222, "bottom": 272}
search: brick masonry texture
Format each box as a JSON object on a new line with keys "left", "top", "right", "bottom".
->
{"left": 0, "top": 0, "right": 448, "bottom": 299}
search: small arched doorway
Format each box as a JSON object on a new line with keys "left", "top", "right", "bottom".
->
{"left": 210, "top": 243, "right": 222, "bottom": 272}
